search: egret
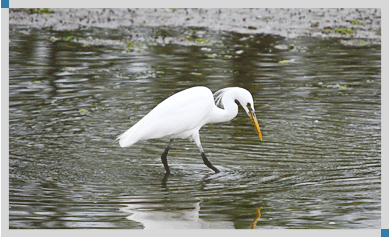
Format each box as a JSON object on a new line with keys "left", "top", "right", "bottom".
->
{"left": 117, "top": 86, "right": 262, "bottom": 174}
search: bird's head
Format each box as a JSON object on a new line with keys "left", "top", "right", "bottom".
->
{"left": 235, "top": 88, "right": 263, "bottom": 141}
{"left": 214, "top": 87, "right": 263, "bottom": 141}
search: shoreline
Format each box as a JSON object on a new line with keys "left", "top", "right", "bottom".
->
{"left": 9, "top": 8, "right": 381, "bottom": 40}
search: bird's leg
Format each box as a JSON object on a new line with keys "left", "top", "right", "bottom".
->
{"left": 161, "top": 172, "right": 170, "bottom": 187}
{"left": 161, "top": 139, "right": 173, "bottom": 174}
{"left": 194, "top": 134, "right": 220, "bottom": 173}
{"left": 201, "top": 152, "right": 220, "bottom": 173}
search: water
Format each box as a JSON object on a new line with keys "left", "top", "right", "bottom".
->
{"left": 9, "top": 25, "right": 381, "bottom": 229}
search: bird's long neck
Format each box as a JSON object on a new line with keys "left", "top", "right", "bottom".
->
{"left": 208, "top": 96, "right": 238, "bottom": 124}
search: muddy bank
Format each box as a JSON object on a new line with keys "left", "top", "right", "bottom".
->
{"left": 9, "top": 8, "right": 381, "bottom": 39}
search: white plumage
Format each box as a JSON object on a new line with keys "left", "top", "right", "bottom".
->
{"left": 117, "top": 86, "right": 262, "bottom": 174}
{"left": 118, "top": 87, "right": 212, "bottom": 147}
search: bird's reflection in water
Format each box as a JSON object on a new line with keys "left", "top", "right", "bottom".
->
{"left": 122, "top": 200, "right": 234, "bottom": 229}
{"left": 161, "top": 172, "right": 170, "bottom": 188}
{"left": 123, "top": 171, "right": 235, "bottom": 229}
{"left": 250, "top": 205, "right": 263, "bottom": 229}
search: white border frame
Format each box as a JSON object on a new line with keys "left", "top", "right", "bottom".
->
{"left": 2, "top": 0, "right": 389, "bottom": 236}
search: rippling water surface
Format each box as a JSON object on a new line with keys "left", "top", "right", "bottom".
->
{"left": 9, "top": 25, "right": 381, "bottom": 229}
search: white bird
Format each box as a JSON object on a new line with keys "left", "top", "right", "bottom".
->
{"left": 117, "top": 86, "right": 262, "bottom": 174}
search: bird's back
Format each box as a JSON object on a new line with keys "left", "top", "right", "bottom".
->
{"left": 117, "top": 86, "right": 215, "bottom": 147}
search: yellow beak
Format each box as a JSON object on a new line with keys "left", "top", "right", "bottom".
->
{"left": 248, "top": 110, "right": 263, "bottom": 141}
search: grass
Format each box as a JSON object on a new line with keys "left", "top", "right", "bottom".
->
{"left": 186, "top": 36, "right": 210, "bottom": 43}
{"left": 322, "top": 27, "right": 355, "bottom": 35}
{"left": 334, "top": 28, "right": 355, "bottom": 34}
{"left": 65, "top": 36, "right": 74, "bottom": 41}
{"left": 126, "top": 41, "right": 141, "bottom": 52}
{"left": 349, "top": 20, "right": 363, "bottom": 25}
{"left": 311, "top": 22, "right": 320, "bottom": 27}
{"left": 30, "top": 8, "right": 54, "bottom": 14}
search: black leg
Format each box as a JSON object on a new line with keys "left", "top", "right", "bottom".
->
{"left": 201, "top": 152, "right": 220, "bottom": 173}
{"left": 161, "top": 149, "right": 170, "bottom": 173}
{"left": 193, "top": 133, "right": 220, "bottom": 174}
{"left": 161, "top": 139, "right": 173, "bottom": 173}
{"left": 161, "top": 172, "right": 170, "bottom": 187}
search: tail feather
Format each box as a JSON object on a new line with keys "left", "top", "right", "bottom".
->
{"left": 117, "top": 130, "right": 134, "bottom": 147}
{"left": 116, "top": 115, "right": 149, "bottom": 147}
{"left": 117, "top": 120, "right": 144, "bottom": 147}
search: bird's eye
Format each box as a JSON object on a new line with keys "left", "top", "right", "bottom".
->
{"left": 246, "top": 103, "right": 252, "bottom": 111}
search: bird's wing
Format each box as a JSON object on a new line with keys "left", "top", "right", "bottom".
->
{"left": 118, "top": 87, "right": 214, "bottom": 147}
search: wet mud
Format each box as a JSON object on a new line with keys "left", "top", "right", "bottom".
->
{"left": 9, "top": 8, "right": 381, "bottom": 40}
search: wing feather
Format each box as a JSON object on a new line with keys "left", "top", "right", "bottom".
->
{"left": 117, "top": 86, "right": 214, "bottom": 147}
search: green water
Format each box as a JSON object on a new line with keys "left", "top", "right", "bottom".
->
{"left": 9, "top": 26, "right": 381, "bottom": 229}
